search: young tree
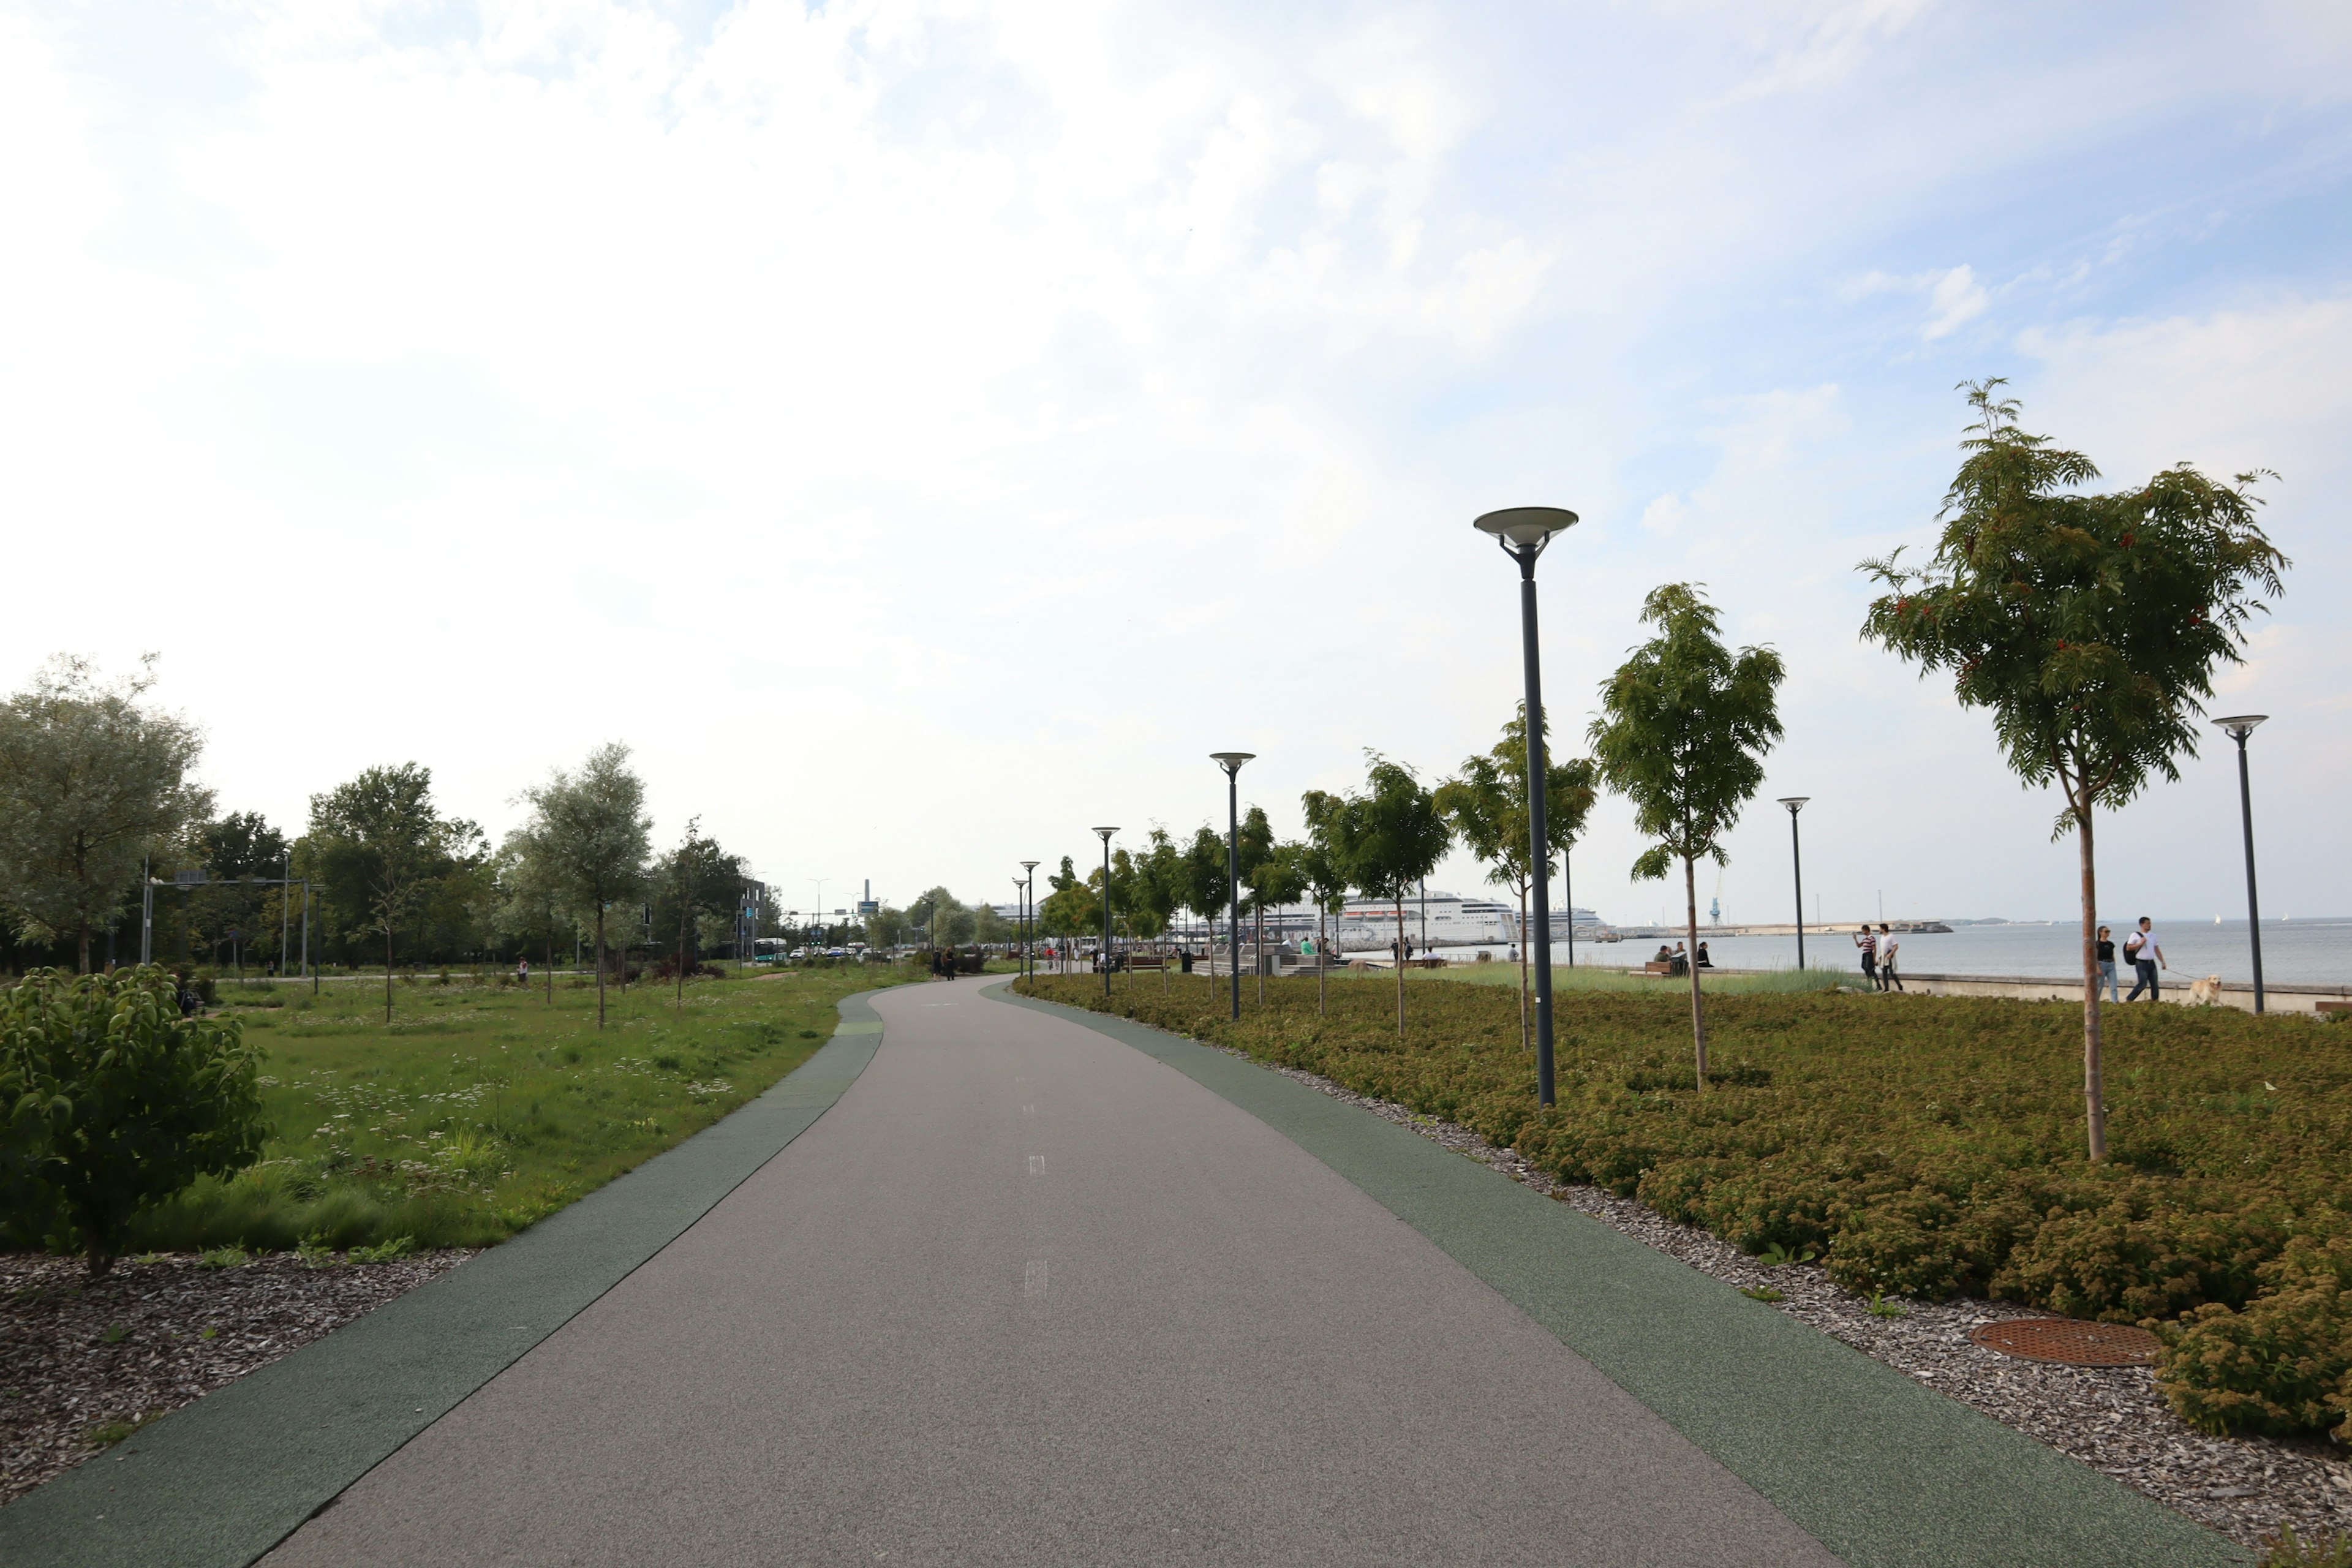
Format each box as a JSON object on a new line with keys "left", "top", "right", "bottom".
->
{"left": 1236, "top": 805, "right": 1277, "bottom": 1005}
{"left": 1436, "top": 707, "right": 1598, "bottom": 1055}
{"left": 1319, "top": 755, "right": 1450, "bottom": 1035}
{"left": 309, "top": 763, "right": 464, "bottom": 1023}
{"left": 1179, "top": 826, "right": 1232, "bottom": 972}
{"left": 493, "top": 827, "right": 565, "bottom": 1004}
{"left": 659, "top": 818, "right": 739, "bottom": 1006}
{"left": 1294, "top": 796, "right": 1352, "bottom": 1016}
{"left": 2, "top": 967, "right": 268, "bottom": 1275}
{"left": 1037, "top": 858, "right": 1088, "bottom": 972}
{"left": 1133, "top": 828, "right": 1184, "bottom": 992}
{"left": 1591, "top": 584, "right": 1784, "bottom": 1090}
{"left": 1861, "top": 381, "right": 2286, "bottom": 1161}
{"left": 514, "top": 743, "right": 652, "bottom": 1029}
{"left": 0, "top": 655, "right": 211, "bottom": 973}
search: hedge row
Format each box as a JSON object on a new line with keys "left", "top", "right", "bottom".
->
{"left": 1018, "top": 971, "right": 2352, "bottom": 1441}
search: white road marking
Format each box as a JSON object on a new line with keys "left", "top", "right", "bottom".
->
{"left": 1023, "top": 1259, "right": 1048, "bottom": 1298}
{"left": 1022, "top": 1104, "right": 1035, "bottom": 1115}
{"left": 1027, "top": 1155, "right": 1046, "bottom": 1175}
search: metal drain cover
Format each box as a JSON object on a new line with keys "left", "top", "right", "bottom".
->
{"left": 1969, "top": 1317, "right": 2160, "bottom": 1366}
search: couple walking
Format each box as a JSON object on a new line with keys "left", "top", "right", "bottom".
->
{"left": 1853, "top": 924, "right": 1902, "bottom": 992}
{"left": 2096, "top": 918, "right": 2167, "bottom": 1001}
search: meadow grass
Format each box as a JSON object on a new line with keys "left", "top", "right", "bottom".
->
{"left": 1431, "top": 959, "right": 1857, "bottom": 995}
{"left": 17, "top": 965, "right": 914, "bottom": 1255}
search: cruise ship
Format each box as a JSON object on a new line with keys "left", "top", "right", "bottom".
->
{"left": 1300, "top": 892, "right": 1603, "bottom": 952}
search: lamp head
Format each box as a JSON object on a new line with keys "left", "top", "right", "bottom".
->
{"left": 1209, "top": 752, "right": 1254, "bottom": 775}
{"left": 1093, "top": 826, "right": 1118, "bottom": 842}
{"left": 1020, "top": 859, "right": 1039, "bottom": 872}
{"left": 1474, "top": 507, "right": 1580, "bottom": 551}
{"left": 1777, "top": 796, "right": 1811, "bottom": 813}
{"left": 2213, "top": 714, "right": 2267, "bottom": 741}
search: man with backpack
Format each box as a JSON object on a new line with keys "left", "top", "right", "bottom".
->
{"left": 2124, "top": 917, "right": 2165, "bottom": 1001}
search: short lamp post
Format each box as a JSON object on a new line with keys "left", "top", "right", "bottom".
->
{"left": 1211, "top": 752, "right": 1254, "bottom": 1020}
{"left": 1093, "top": 828, "right": 1118, "bottom": 998}
{"left": 1473, "top": 506, "right": 1578, "bottom": 1109}
{"left": 1777, "top": 797, "right": 1811, "bottom": 971}
{"left": 2213, "top": 715, "right": 2269, "bottom": 1013}
{"left": 1019, "top": 861, "right": 1039, "bottom": 982}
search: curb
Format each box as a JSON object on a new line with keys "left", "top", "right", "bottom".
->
{"left": 0, "top": 990, "right": 891, "bottom": 1568}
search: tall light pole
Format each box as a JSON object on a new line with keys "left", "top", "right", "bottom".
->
{"left": 1019, "top": 861, "right": 1039, "bottom": 982}
{"left": 1777, "top": 797, "right": 1811, "bottom": 971}
{"left": 2213, "top": 716, "right": 2268, "bottom": 1012}
{"left": 1474, "top": 507, "right": 1578, "bottom": 1109}
{"left": 1093, "top": 829, "right": 1118, "bottom": 997}
{"left": 809, "top": 880, "right": 828, "bottom": 949}
{"left": 1211, "top": 753, "right": 1254, "bottom": 1020}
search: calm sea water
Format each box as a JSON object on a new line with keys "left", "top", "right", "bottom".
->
{"left": 1519, "top": 919, "right": 2352, "bottom": 987}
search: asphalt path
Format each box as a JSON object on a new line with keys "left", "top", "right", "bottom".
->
{"left": 260, "top": 974, "right": 1836, "bottom": 1567}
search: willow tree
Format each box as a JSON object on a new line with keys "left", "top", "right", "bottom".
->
{"left": 1591, "top": 584, "right": 1783, "bottom": 1090}
{"left": 1437, "top": 706, "right": 1597, "bottom": 1055}
{"left": 1861, "top": 380, "right": 2286, "bottom": 1161}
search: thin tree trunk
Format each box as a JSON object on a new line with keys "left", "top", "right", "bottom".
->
{"left": 1518, "top": 881, "right": 1531, "bottom": 1054}
{"left": 1255, "top": 898, "right": 1265, "bottom": 1007}
{"left": 78, "top": 925, "right": 91, "bottom": 975}
{"left": 385, "top": 923, "right": 395, "bottom": 1024}
{"left": 1684, "top": 854, "right": 1708, "bottom": 1090}
{"left": 2079, "top": 802, "right": 2108, "bottom": 1161}
{"left": 545, "top": 920, "right": 554, "bottom": 1006}
{"left": 1317, "top": 904, "right": 1328, "bottom": 1016}
{"left": 596, "top": 907, "right": 608, "bottom": 1028}
{"left": 1395, "top": 903, "right": 1407, "bottom": 1036}
{"left": 676, "top": 881, "right": 688, "bottom": 1009}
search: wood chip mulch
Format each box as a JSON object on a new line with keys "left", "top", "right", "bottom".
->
{"left": 1, "top": 1248, "right": 473, "bottom": 1507}
{"left": 1248, "top": 1052, "right": 2352, "bottom": 1553}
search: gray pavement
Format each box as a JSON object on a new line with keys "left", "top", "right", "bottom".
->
{"left": 261, "top": 974, "right": 1839, "bottom": 1567}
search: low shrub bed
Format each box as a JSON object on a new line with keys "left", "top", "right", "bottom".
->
{"left": 1017, "top": 971, "right": 2352, "bottom": 1442}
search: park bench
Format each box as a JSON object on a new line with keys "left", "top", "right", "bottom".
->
{"left": 1127, "top": 955, "right": 1167, "bottom": 970}
{"left": 1643, "top": 960, "right": 1677, "bottom": 975}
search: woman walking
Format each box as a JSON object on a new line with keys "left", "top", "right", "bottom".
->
{"left": 2096, "top": 925, "right": 2120, "bottom": 1002}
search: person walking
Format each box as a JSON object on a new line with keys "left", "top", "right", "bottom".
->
{"left": 2095, "top": 925, "right": 2120, "bottom": 1003}
{"left": 2124, "top": 916, "right": 2165, "bottom": 1001}
{"left": 1877, "top": 924, "right": 1903, "bottom": 992}
{"left": 1853, "top": 925, "right": 1879, "bottom": 990}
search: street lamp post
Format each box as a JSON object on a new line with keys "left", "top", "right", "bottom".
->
{"left": 1094, "top": 829, "right": 1118, "bottom": 998}
{"left": 1777, "top": 797, "right": 1811, "bottom": 971}
{"left": 2213, "top": 716, "right": 2269, "bottom": 1012}
{"left": 1020, "top": 862, "right": 1039, "bottom": 983}
{"left": 1473, "top": 507, "right": 1578, "bottom": 1109}
{"left": 1210, "top": 753, "right": 1254, "bottom": 1020}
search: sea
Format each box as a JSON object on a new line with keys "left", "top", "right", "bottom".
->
{"left": 1464, "top": 919, "right": 2352, "bottom": 988}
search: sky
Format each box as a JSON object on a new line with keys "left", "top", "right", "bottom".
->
{"left": 3, "top": 0, "right": 2348, "bottom": 929}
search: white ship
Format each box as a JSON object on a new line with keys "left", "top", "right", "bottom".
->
{"left": 1317, "top": 892, "right": 1602, "bottom": 952}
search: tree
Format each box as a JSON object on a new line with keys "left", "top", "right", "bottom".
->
{"left": 493, "top": 827, "right": 565, "bottom": 1004}
{"left": 1133, "top": 829, "right": 1184, "bottom": 993}
{"left": 192, "top": 812, "right": 291, "bottom": 977}
{"left": 1236, "top": 805, "right": 1279, "bottom": 1005}
{"left": 310, "top": 763, "right": 470, "bottom": 1023}
{"left": 1037, "top": 859, "right": 1088, "bottom": 971}
{"left": 0, "top": 655, "right": 211, "bottom": 973}
{"left": 1318, "top": 755, "right": 1450, "bottom": 1035}
{"left": 658, "top": 818, "right": 740, "bottom": 1005}
{"left": 1860, "top": 381, "right": 2286, "bottom": 1160}
{"left": 1437, "top": 707, "right": 1598, "bottom": 1055}
{"left": 1178, "top": 826, "right": 1231, "bottom": 967}
{"left": 1590, "top": 584, "right": 1784, "bottom": 1091}
{"left": 1, "top": 967, "right": 268, "bottom": 1275}
{"left": 1294, "top": 797, "right": 1352, "bottom": 1015}
{"left": 514, "top": 743, "right": 651, "bottom": 1029}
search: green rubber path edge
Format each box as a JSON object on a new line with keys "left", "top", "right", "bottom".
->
{"left": 0, "top": 990, "right": 892, "bottom": 1568}
{"left": 988, "top": 982, "right": 2249, "bottom": 1568}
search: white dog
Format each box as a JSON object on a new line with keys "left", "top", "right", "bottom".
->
{"left": 2187, "top": 974, "right": 2225, "bottom": 1007}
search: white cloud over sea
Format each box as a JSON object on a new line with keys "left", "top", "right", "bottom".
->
{"left": 2, "top": 0, "right": 2348, "bottom": 929}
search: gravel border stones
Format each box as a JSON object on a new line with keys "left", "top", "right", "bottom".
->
{"left": 1243, "top": 1050, "right": 2352, "bottom": 1554}
{"left": 1, "top": 1250, "right": 473, "bottom": 1507}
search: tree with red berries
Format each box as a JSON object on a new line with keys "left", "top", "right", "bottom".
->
{"left": 1861, "top": 381, "right": 2286, "bottom": 1161}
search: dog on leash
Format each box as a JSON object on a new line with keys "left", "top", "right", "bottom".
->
{"left": 2188, "top": 975, "right": 2225, "bottom": 1006}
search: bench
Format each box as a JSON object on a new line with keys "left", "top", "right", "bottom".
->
{"left": 1126, "top": 956, "right": 1167, "bottom": 971}
{"left": 1643, "top": 960, "right": 1677, "bottom": 975}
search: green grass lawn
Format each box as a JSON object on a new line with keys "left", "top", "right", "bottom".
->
{"left": 101, "top": 965, "right": 914, "bottom": 1254}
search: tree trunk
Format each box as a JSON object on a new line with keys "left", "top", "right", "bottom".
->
{"left": 77, "top": 925, "right": 91, "bottom": 975}
{"left": 545, "top": 922, "right": 554, "bottom": 1006}
{"left": 595, "top": 907, "right": 608, "bottom": 1028}
{"left": 676, "top": 888, "right": 688, "bottom": 1009}
{"left": 1254, "top": 898, "right": 1265, "bottom": 1007}
{"left": 1684, "top": 854, "right": 1708, "bottom": 1090}
{"left": 385, "top": 922, "right": 395, "bottom": 1024}
{"left": 1395, "top": 903, "right": 1407, "bottom": 1036}
{"left": 2079, "top": 803, "right": 2107, "bottom": 1161}
{"left": 1317, "top": 905, "right": 1328, "bottom": 1016}
{"left": 1518, "top": 881, "right": 1531, "bottom": 1054}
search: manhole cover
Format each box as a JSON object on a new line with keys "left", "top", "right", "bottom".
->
{"left": 1969, "top": 1317, "right": 2160, "bottom": 1366}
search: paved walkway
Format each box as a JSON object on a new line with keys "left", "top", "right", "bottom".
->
{"left": 3, "top": 977, "right": 2244, "bottom": 1567}
{"left": 263, "top": 976, "right": 1833, "bottom": 1566}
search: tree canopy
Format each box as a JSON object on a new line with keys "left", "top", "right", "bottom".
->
{"left": 513, "top": 742, "right": 651, "bottom": 1027}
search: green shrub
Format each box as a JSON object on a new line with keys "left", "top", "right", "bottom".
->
{"left": 1998, "top": 1195, "right": 2288, "bottom": 1322}
{"left": 348, "top": 1234, "right": 416, "bottom": 1264}
{"left": 1, "top": 967, "right": 270, "bottom": 1273}
{"left": 2158, "top": 1231, "right": 2352, "bottom": 1440}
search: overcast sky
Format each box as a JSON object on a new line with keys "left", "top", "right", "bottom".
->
{"left": 4, "top": 0, "right": 2346, "bottom": 926}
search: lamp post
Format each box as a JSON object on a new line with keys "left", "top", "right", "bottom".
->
{"left": 1093, "top": 828, "right": 1118, "bottom": 997}
{"left": 1777, "top": 797, "right": 1811, "bottom": 971}
{"left": 2212, "top": 716, "right": 2268, "bottom": 1012}
{"left": 1210, "top": 752, "right": 1254, "bottom": 1020}
{"left": 1473, "top": 507, "right": 1578, "bottom": 1109}
{"left": 1020, "top": 861, "right": 1039, "bottom": 982}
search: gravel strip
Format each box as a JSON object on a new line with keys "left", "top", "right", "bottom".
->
{"left": 0, "top": 1248, "right": 473, "bottom": 1507}
{"left": 1240, "top": 1050, "right": 2352, "bottom": 1553}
